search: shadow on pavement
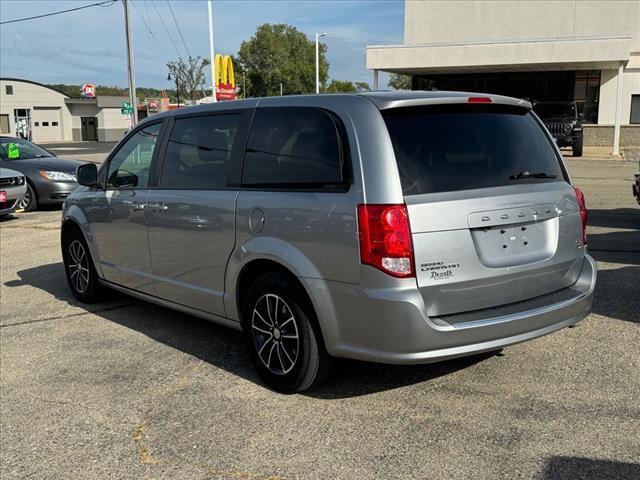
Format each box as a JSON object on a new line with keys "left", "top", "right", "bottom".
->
{"left": 587, "top": 208, "right": 640, "bottom": 259}
{"left": 0, "top": 213, "right": 20, "bottom": 223}
{"left": 590, "top": 266, "right": 640, "bottom": 324}
{"left": 587, "top": 208, "right": 639, "bottom": 230}
{"left": 541, "top": 456, "right": 640, "bottom": 480}
{"left": 5, "top": 262, "right": 493, "bottom": 398}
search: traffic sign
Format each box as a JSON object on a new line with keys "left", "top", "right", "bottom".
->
{"left": 121, "top": 101, "right": 134, "bottom": 115}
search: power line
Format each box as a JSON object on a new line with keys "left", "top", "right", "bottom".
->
{"left": 0, "top": 0, "right": 118, "bottom": 25}
{"left": 165, "top": 0, "right": 191, "bottom": 59}
{"left": 150, "top": 0, "right": 182, "bottom": 59}
{"left": 131, "top": 0, "right": 169, "bottom": 61}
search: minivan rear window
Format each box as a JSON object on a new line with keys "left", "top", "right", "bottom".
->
{"left": 382, "top": 104, "right": 565, "bottom": 196}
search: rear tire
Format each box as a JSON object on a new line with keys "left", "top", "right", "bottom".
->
{"left": 572, "top": 136, "right": 583, "bottom": 157}
{"left": 242, "top": 272, "right": 331, "bottom": 393}
{"left": 62, "top": 228, "right": 104, "bottom": 303}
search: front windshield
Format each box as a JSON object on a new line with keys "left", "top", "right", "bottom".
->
{"left": 534, "top": 103, "right": 576, "bottom": 118}
{"left": 0, "top": 138, "right": 52, "bottom": 160}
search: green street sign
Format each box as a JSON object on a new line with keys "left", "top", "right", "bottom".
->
{"left": 121, "top": 101, "right": 134, "bottom": 115}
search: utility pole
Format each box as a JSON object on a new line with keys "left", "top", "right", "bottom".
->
{"left": 123, "top": 0, "right": 138, "bottom": 124}
{"left": 280, "top": 83, "right": 283, "bottom": 96}
{"left": 208, "top": 0, "right": 217, "bottom": 102}
{"left": 315, "top": 32, "right": 326, "bottom": 94}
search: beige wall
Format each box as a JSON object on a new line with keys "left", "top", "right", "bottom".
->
{"left": 0, "top": 79, "right": 73, "bottom": 141}
{"left": 598, "top": 67, "right": 640, "bottom": 125}
{"left": 405, "top": 1, "right": 640, "bottom": 47}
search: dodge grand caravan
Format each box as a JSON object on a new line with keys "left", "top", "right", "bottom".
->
{"left": 62, "top": 91, "right": 596, "bottom": 393}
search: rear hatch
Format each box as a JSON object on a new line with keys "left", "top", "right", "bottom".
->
{"left": 382, "top": 102, "right": 585, "bottom": 318}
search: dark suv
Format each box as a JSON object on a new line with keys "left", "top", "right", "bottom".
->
{"left": 534, "top": 101, "right": 583, "bottom": 157}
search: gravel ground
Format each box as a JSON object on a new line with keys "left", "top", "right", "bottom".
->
{"left": 1, "top": 157, "right": 638, "bottom": 480}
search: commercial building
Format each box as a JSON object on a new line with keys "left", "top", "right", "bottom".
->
{"left": 367, "top": 0, "right": 640, "bottom": 153}
{"left": 0, "top": 78, "right": 129, "bottom": 143}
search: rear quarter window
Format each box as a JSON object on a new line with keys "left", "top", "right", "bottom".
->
{"left": 383, "top": 104, "right": 566, "bottom": 196}
{"left": 242, "top": 107, "right": 346, "bottom": 188}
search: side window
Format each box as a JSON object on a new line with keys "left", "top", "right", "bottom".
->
{"left": 107, "top": 123, "right": 161, "bottom": 188}
{"left": 242, "top": 107, "right": 343, "bottom": 187}
{"left": 160, "top": 113, "right": 241, "bottom": 188}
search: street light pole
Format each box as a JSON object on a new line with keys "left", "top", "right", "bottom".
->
{"left": 207, "top": 0, "right": 217, "bottom": 102}
{"left": 123, "top": 0, "right": 138, "bottom": 124}
{"left": 168, "top": 73, "right": 179, "bottom": 107}
{"left": 315, "top": 32, "right": 326, "bottom": 94}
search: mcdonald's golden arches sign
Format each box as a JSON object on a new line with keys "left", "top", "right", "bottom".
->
{"left": 215, "top": 54, "right": 236, "bottom": 101}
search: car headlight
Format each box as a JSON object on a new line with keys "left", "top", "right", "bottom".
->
{"left": 39, "top": 170, "right": 77, "bottom": 182}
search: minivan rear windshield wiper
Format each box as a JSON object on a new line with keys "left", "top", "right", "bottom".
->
{"left": 509, "top": 171, "right": 558, "bottom": 180}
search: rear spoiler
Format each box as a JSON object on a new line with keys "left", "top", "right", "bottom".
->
{"left": 365, "top": 93, "right": 532, "bottom": 111}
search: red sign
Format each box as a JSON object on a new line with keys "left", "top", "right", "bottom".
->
{"left": 81, "top": 84, "right": 96, "bottom": 98}
{"left": 215, "top": 54, "right": 237, "bottom": 101}
{"left": 216, "top": 83, "right": 236, "bottom": 101}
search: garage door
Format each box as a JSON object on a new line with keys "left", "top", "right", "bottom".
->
{"left": 32, "top": 108, "right": 62, "bottom": 143}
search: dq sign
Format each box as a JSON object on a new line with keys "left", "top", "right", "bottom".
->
{"left": 215, "top": 54, "right": 236, "bottom": 101}
{"left": 81, "top": 83, "right": 96, "bottom": 98}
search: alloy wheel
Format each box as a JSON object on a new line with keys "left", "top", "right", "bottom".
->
{"left": 68, "top": 240, "right": 90, "bottom": 293}
{"left": 17, "top": 188, "right": 32, "bottom": 210}
{"left": 251, "top": 294, "right": 300, "bottom": 375}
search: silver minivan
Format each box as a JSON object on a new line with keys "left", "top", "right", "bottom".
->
{"left": 62, "top": 91, "right": 596, "bottom": 392}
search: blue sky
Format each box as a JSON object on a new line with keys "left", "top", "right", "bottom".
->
{"left": 0, "top": 0, "right": 404, "bottom": 90}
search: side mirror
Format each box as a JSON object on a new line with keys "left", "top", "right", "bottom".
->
{"left": 77, "top": 163, "right": 98, "bottom": 187}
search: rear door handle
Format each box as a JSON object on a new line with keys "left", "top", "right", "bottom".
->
{"left": 148, "top": 202, "right": 168, "bottom": 212}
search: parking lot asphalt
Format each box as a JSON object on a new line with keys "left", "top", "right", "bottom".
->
{"left": 40, "top": 141, "right": 117, "bottom": 164}
{"left": 1, "top": 158, "right": 639, "bottom": 480}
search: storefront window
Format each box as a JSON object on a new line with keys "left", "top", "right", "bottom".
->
{"left": 575, "top": 71, "right": 600, "bottom": 124}
{"left": 412, "top": 70, "right": 601, "bottom": 124}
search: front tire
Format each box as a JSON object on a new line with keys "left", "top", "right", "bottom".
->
{"left": 18, "top": 183, "right": 37, "bottom": 212}
{"left": 242, "top": 272, "right": 331, "bottom": 393}
{"left": 62, "top": 228, "right": 104, "bottom": 303}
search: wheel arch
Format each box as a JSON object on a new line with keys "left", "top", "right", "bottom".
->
{"left": 61, "top": 207, "right": 103, "bottom": 278}
{"left": 233, "top": 258, "right": 335, "bottom": 354}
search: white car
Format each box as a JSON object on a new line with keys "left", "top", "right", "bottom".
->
{"left": 0, "top": 167, "right": 27, "bottom": 217}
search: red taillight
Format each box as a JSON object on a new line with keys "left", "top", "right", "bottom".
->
{"left": 574, "top": 187, "right": 588, "bottom": 246}
{"left": 357, "top": 204, "right": 415, "bottom": 278}
{"left": 0, "top": 191, "right": 6, "bottom": 203}
{"left": 467, "top": 96, "right": 492, "bottom": 103}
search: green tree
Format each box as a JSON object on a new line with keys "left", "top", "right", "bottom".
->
{"left": 388, "top": 73, "right": 411, "bottom": 90}
{"left": 47, "top": 83, "right": 171, "bottom": 102}
{"left": 238, "top": 23, "right": 329, "bottom": 97}
{"left": 326, "top": 80, "right": 357, "bottom": 93}
{"left": 167, "top": 56, "right": 209, "bottom": 102}
{"left": 325, "top": 80, "right": 372, "bottom": 93}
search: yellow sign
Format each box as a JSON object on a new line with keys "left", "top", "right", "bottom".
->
{"left": 215, "top": 54, "right": 236, "bottom": 100}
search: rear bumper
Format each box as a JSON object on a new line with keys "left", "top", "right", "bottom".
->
{"left": 314, "top": 254, "right": 596, "bottom": 364}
